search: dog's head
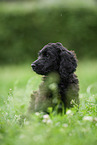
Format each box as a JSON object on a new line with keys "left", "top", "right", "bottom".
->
{"left": 31, "top": 42, "right": 77, "bottom": 77}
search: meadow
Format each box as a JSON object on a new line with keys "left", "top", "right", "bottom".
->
{"left": 0, "top": 60, "right": 97, "bottom": 145}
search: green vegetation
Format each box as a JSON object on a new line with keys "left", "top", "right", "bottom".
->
{"left": 0, "top": 60, "right": 97, "bottom": 145}
{"left": 0, "top": 0, "right": 97, "bottom": 63}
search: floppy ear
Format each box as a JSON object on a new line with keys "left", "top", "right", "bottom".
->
{"left": 59, "top": 49, "right": 77, "bottom": 78}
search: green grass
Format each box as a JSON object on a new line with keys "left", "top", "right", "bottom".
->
{"left": 0, "top": 60, "right": 97, "bottom": 145}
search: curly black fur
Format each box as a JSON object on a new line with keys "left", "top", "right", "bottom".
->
{"left": 30, "top": 42, "right": 79, "bottom": 113}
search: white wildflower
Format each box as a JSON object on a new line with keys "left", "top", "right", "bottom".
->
{"left": 42, "top": 118, "right": 52, "bottom": 124}
{"left": 43, "top": 114, "right": 49, "bottom": 119}
{"left": 35, "top": 112, "right": 40, "bottom": 116}
{"left": 83, "top": 116, "right": 93, "bottom": 122}
{"left": 42, "top": 119, "right": 47, "bottom": 123}
{"left": 66, "top": 110, "right": 73, "bottom": 115}
{"left": 6, "top": 112, "right": 8, "bottom": 116}
{"left": 42, "top": 114, "right": 52, "bottom": 124}
{"left": 15, "top": 115, "right": 18, "bottom": 118}
{"left": 63, "top": 123, "right": 68, "bottom": 127}
{"left": 47, "top": 119, "right": 52, "bottom": 124}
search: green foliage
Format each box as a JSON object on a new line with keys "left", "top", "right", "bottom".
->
{"left": 0, "top": 60, "right": 97, "bottom": 145}
{"left": 0, "top": 1, "right": 97, "bottom": 64}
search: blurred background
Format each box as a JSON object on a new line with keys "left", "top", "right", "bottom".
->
{"left": 0, "top": 0, "right": 97, "bottom": 64}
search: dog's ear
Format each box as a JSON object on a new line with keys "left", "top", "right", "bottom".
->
{"left": 59, "top": 48, "right": 77, "bottom": 78}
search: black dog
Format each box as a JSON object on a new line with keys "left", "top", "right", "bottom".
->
{"left": 29, "top": 42, "right": 79, "bottom": 113}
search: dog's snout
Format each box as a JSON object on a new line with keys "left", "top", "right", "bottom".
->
{"left": 31, "top": 63, "right": 36, "bottom": 69}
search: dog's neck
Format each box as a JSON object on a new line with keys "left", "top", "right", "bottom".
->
{"left": 42, "top": 71, "right": 71, "bottom": 85}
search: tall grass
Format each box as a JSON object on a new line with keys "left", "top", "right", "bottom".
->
{"left": 0, "top": 60, "right": 97, "bottom": 145}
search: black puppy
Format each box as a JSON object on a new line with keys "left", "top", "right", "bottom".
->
{"left": 29, "top": 42, "right": 79, "bottom": 113}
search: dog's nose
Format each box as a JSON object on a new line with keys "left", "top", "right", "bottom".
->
{"left": 31, "top": 63, "right": 36, "bottom": 69}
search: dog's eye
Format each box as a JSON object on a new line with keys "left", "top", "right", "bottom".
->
{"left": 43, "top": 52, "right": 50, "bottom": 58}
{"left": 45, "top": 54, "right": 49, "bottom": 57}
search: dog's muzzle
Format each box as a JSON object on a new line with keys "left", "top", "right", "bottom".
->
{"left": 31, "top": 63, "right": 36, "bottom": 71}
